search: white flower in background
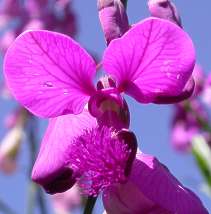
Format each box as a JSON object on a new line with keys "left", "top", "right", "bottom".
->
{"left": 0, "top": 126, "right": 24, "bottom": 174}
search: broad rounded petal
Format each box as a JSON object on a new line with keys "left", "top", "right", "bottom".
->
{"left": 103, "top": 17, "right": 195, "bottom": 103}
{"left": 4, "top": 30, "right": 96, "bottom": 118}
{"left": 32, "top": 109, "right": 97, "bottom": 194}
{"left": 103, "top": 152, "right": 208, "bottom": 214}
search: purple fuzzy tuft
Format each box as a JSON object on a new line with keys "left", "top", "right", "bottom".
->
{"left": 68, "top": 126, "right": 131, "bottom": 196}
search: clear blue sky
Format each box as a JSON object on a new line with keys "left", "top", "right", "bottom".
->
{"left": 0, "top": 0, "right": 211, "bottom": 213}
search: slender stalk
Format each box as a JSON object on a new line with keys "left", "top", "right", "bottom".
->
{"left": 192, "top": 136, "right": 211, "bottom": 188}
{"left": 26, "top": 183, "right": 37, "bottom": 214}
{"left": 184, "top": 102, "right": 211, "bottom": 190}
{"left": 120, "top": 0, "right": 128, "bottom": 8}
{"left": 37, "top": 188, "right": 47, "bottom": 214}
{"left": 26, "top": 114, "right": 47, "bottom": 214}
{"left": 83, "top": 196, "right": 97, "bottom": 214}
{"left": 0, "top": 199, "right": 16, "bottom": 214}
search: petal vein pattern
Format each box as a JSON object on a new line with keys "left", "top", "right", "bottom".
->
{"left": 4, "top": 30, "right": 96, "bottom": 118}
{"left": 103, "top": 18, "right": 195, "bottom": 103}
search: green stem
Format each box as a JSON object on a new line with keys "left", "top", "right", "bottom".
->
{"left": 192, "top": 136, "right": 211, "bottom": 188}
{"left": 183, "top": 102, "right": 211, "bottom": 190}
{"left": 83, "top": 196, "right": 97, "bottom": 214}
{"left": 120, "top": 0, "right": 128, "bottom": 8}
{"left": 26, "top": 114, "right": 47, "bottom": 214}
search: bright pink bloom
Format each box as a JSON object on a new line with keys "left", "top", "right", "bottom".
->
{"left": 3, "top": 15, "right": 207, "bottom": 212}
{"left": 103, "top": 152, "right": 208, "bottom": 214}
{"left": 4, "top": 17, "right": 195, "bottom": 193}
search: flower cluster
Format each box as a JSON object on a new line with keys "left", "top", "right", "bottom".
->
{"left": 0, "top": 0, "right": 77, "bottom": 54}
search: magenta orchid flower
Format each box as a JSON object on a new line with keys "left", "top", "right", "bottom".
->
{"left": 3, "top": 16, "right": 208, "bottom": 212}
{"left": 4, "top": 17, "right": 195, "bottom": 192}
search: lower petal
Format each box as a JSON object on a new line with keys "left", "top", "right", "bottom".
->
{"left": 103, "top": 152, "right": 208, "bottom": 213}
{"left": 31, "top": 109, "right": 97, "bottom": 194}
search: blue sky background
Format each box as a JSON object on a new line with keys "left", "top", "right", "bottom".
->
{"left": 0, "top": 0, "right": 211, "bottom": 213}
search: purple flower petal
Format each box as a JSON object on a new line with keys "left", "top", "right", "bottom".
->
{"left": 103, "top": 18, "right": 195, "bottom": 104}
{"left": 103, "top": 152, "right": 208, "bottom": 213}
{"left": 153, "top": 77, "right": 195, "bottom": 104}
{"left": 31, "top": 109, "right": 97, "bottom": 194}
{"left": 4, "top": 30, "right": 96, "bottom": 118}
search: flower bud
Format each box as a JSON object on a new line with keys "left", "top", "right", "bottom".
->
{"left": 98, "top": 0, "right": 130, "bottom": 44}
{"left": 148, "top": 0, "right": 182, "bottom": 27}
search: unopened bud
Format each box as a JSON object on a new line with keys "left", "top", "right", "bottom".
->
{"left": 98, "top": 0, "right": 130, "bottom": 44}
{"left": 148, "top": 0, "right": 182, "bottom": 27}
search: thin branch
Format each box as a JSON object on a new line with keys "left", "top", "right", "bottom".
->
{"left": 83, "top": 196, "right": 97, "bottom": 214}
{"left": 120, "top": 0, "right": 128, "bottom": 8}
{"left": 26, "top": 114, "right": 47, "bottom": 214}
